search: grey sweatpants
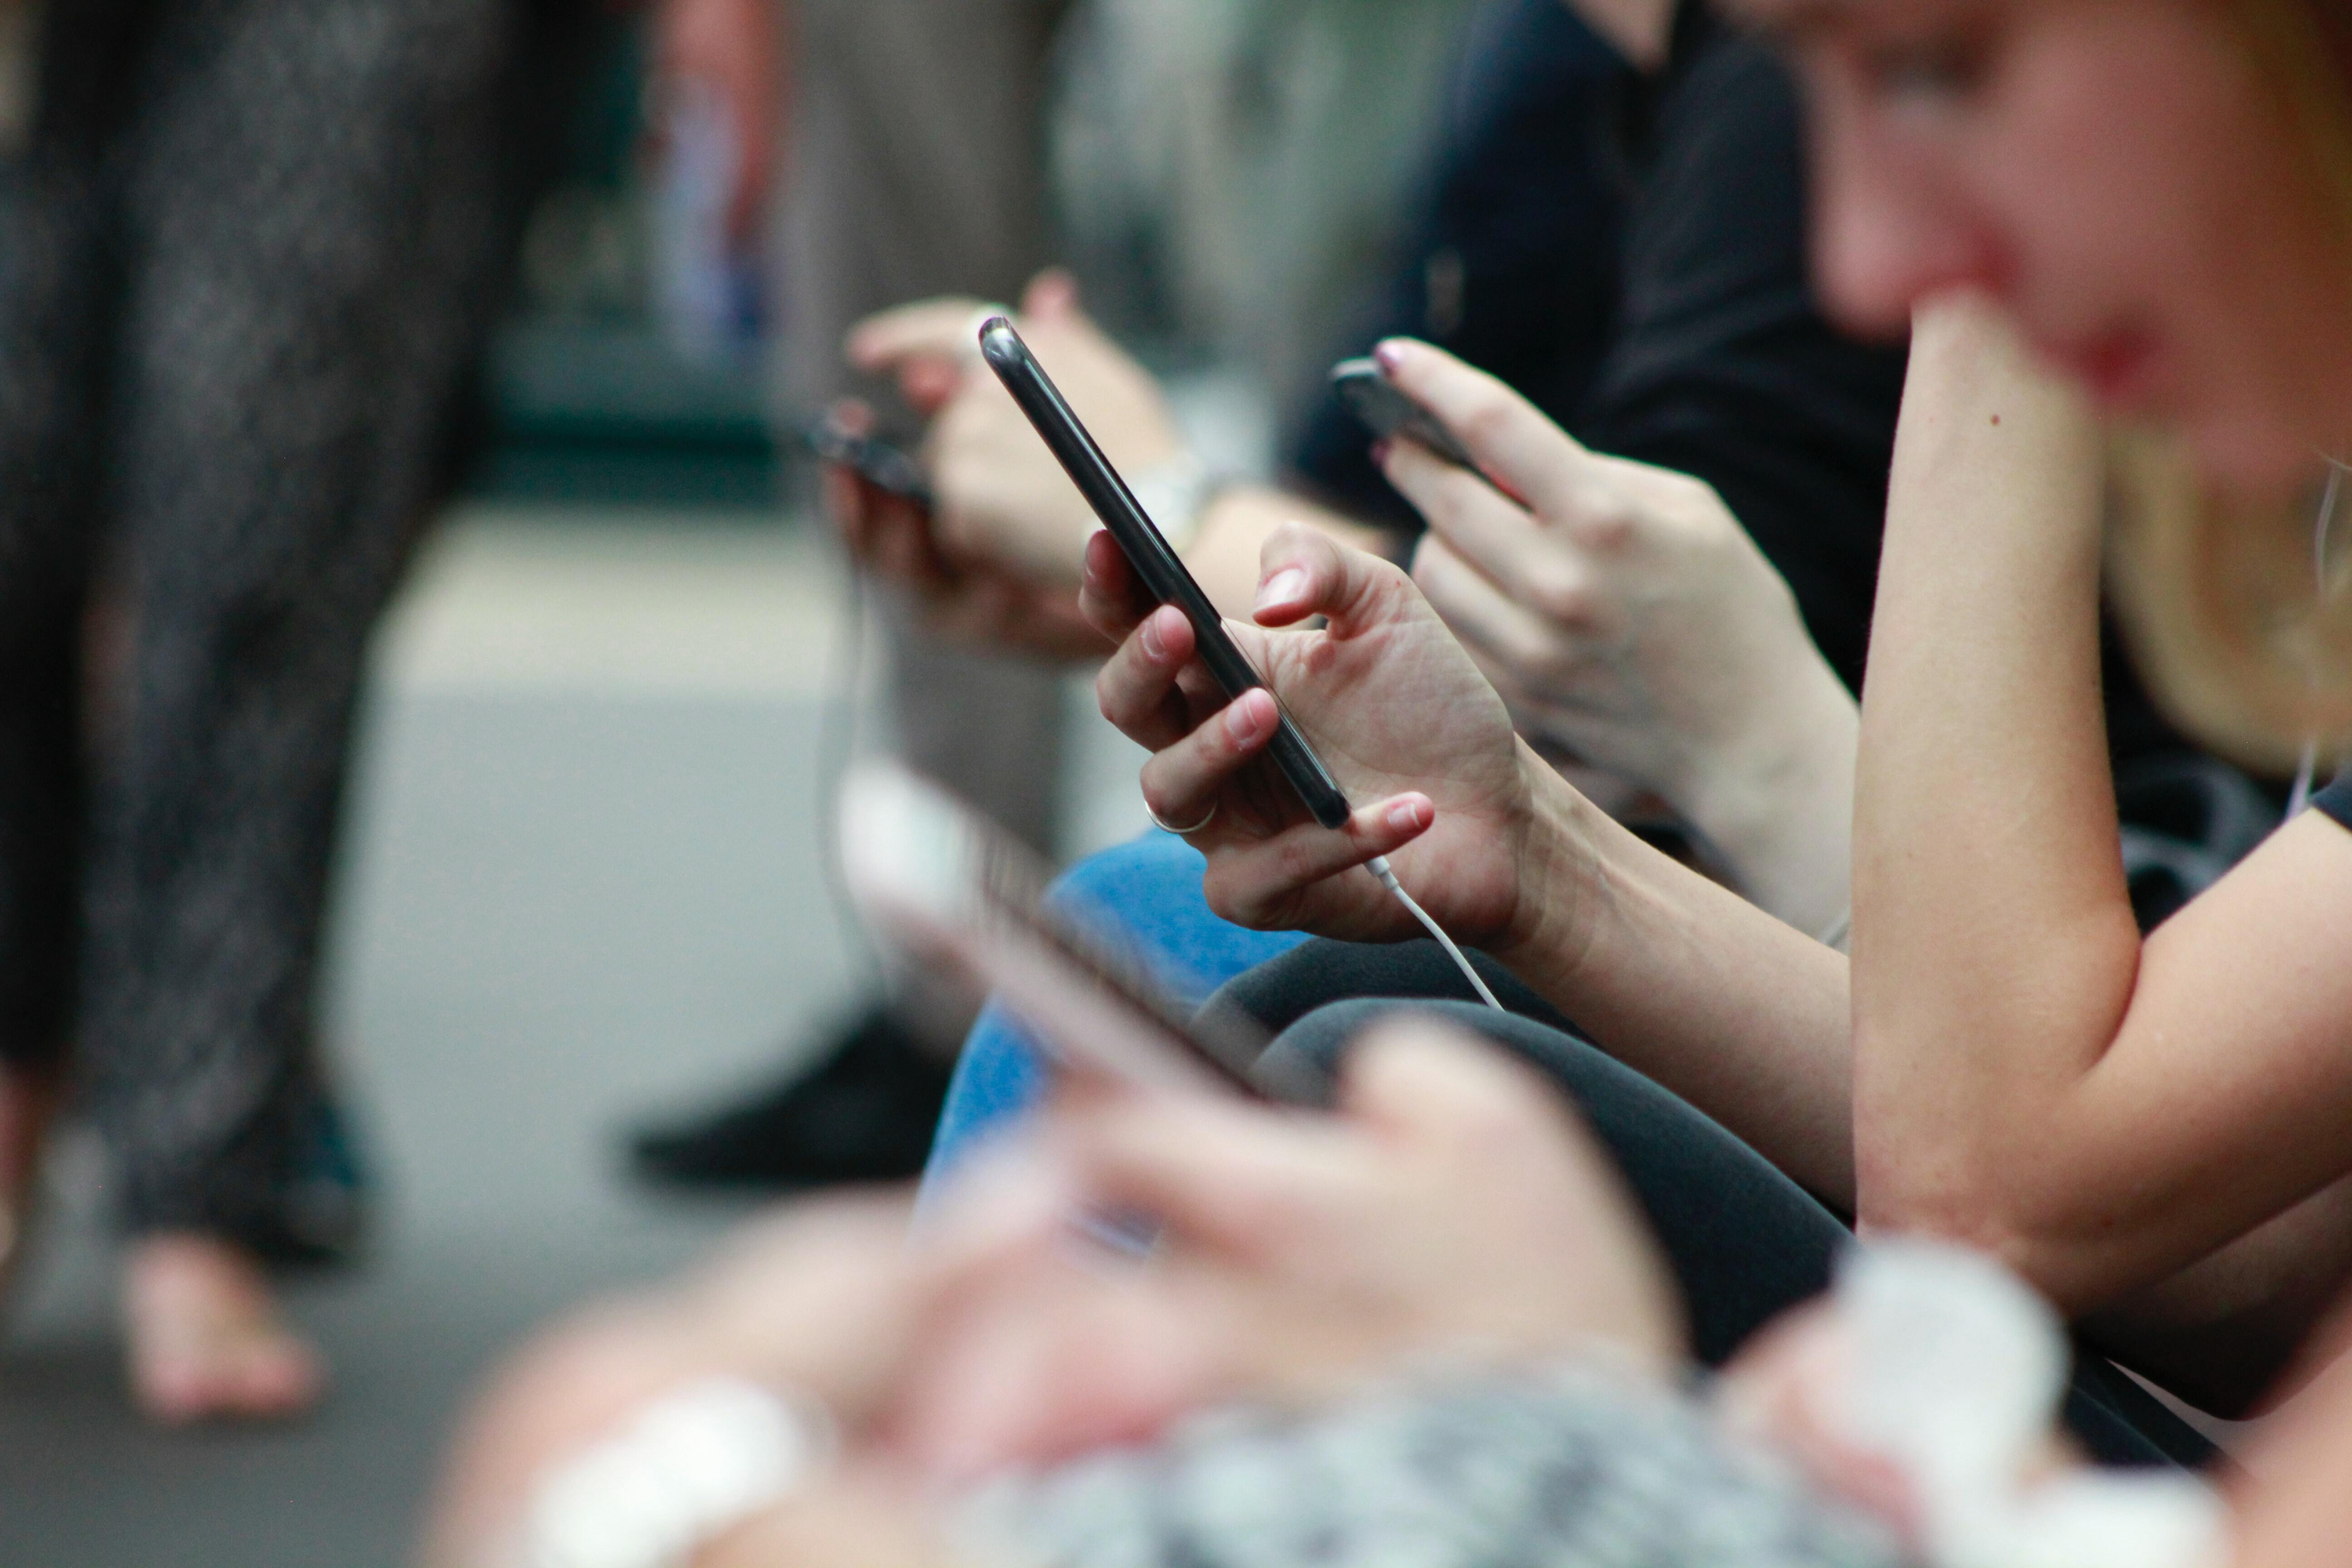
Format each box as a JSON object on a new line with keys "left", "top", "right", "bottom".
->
{"left": 772, "top": 0, "right": 1078, "bottom": 856}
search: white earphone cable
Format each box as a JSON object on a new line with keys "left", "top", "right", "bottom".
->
{"left": 2289, "top": 459, "right": 2347, "bottom": 818}
{"left": 1365, "top": 854, "right": 1504, "bottom": 1010}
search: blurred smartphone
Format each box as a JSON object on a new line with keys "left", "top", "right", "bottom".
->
{"left": 977, "top": 316, "right": 1353, "bottom": 832}
{"left": 1330, "top": 358, "right": 1478, "bottom": 470}
{"left": 839, "top": 764, "right": 1324, "bottom": 1105}
{"left": 800, "top": 414, "right": 935, "bottom": 510}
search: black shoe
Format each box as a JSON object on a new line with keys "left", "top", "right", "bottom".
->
{"left": 627, "top": 1006, "right": 955, "bottom": 1191}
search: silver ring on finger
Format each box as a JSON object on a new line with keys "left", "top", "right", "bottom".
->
{"left": 1147, "top": 799, "right": 1219, "bottom": 836}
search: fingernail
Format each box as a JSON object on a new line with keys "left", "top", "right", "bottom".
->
{"left": 1387, "top": 797, "right": 1430, "bottom": 833}
{"left": 1256, "top": 568, "right": 1310, "bottom": 613}
{"left": 1373, "top": 339, "right": 1407, "bottom": 375}
{"left": 1226, "top": 692, "right": 1272, "bottom": 745}
{"left": 1370, "top": 438, "right": 1392, "bottom": 466}
{"left": 1140, "top": 612, "right": 1169, "bottom": 660}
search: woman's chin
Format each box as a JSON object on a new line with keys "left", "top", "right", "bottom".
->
{"left": 2177, "top": 408, "right": 2342, "bottom": 508}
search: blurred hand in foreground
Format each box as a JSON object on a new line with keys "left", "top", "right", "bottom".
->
{"left": 424, "top": 1022, "right": 1686, "bottom": 1562}
{"left": 899, "top": 1021, "right": 1688, "bottom": 1480}
{"left": 423, "top": 1196, "right": 943, "bottom": 1567}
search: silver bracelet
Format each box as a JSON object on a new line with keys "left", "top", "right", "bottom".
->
{"left": 1126, "top": 452, "right": 1223, "bottom": 555}
{"left": 517, "top": 1376, "right": 837, "bottom": 1568}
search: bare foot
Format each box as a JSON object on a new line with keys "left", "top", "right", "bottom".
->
{"left": 0, "top": 1063, "right": 61, "bottom": 1294}
{"left": 123, "top": 1234, "right": 325, "bottom": 1424}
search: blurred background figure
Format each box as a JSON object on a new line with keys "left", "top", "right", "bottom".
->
{"left": 622, "top": 0, "right": 1082, "bottom": 1191}
{"left": 0, "top": 0, "right": 578, "bottom": 1420}
{"left": 1049, "top": 0, "right": 1482, "bottom": 410}
{"left": 629, "top": 0, "right": 1483, "bottom": 1193}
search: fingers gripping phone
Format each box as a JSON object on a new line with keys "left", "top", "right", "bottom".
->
{"left": 977, "top": 317, "right": 1353, "bottom": 831}
{"left": 840, "top": 764, "right": 1327, "bottom": 1105}
{"left": 1330, "top": 358, "right": 1478, "bottom": 470}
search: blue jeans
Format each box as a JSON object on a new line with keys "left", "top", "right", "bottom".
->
{"left": 918, "top": 832, "right": 1308, "bottom": 1197}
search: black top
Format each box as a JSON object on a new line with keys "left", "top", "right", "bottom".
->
{"left": 1286, "top": 0, "right": 1904, "bottom": 694}
{"left": 1286, "top": 0, "right": 1629, "bottom": 529}
{"left": 2317, "top": 773, "right": 2352, "bottom": 832}
{"left": 1573, "top": 6, "right": 1906, "bottom": 693}
{"left": 1285, "top": 0, "right": 2215, "bottom": 779}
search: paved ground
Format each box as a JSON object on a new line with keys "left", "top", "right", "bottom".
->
{"left": 0, "top": 509, "right": 903, "bottom": 1567}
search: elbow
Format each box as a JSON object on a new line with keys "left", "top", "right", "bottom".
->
{"left": 1859, "top": 1157, "right": 2298, "bottom": 1418}
{"left": 1854, "top": 1168, "right": 2027, "bottom": 1262}
{"left": 1853, "top": 1140, "right": 2088, "bottom": 1307}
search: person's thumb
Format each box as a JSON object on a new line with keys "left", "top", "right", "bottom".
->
{"left": 1251, "top": 521, "right": 1421, "bottom": 639}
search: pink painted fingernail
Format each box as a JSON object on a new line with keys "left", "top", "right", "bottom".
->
{"left": 1255, "top": 568, "right": 1310, "bottom": 613}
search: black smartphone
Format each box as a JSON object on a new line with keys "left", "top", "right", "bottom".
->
{"left": 978, "top": 316, "right": 1353, "bottom": 831}
{"left": 1330, "top": 358, "right": 1478, "bottom": 469}
{"left": 800, "top": 414, "right": 935, "bottom": 510}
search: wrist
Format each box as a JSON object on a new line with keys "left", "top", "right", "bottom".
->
{"left": 1684, "top": 671, "right": 1854, "bottom": 847}
{"left": 1673, "top": 659, "right": 1858, "bottom": 938}
{"left": 1485, "top": 745, "right": 1611, "bottom": 990}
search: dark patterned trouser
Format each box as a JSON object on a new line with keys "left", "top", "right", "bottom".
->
{"left": 0, "top": 0, "right": 573, "bottom": 1256}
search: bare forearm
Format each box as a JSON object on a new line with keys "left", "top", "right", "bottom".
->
{"left": 1850, "top": 298, "right": 2138, "bottom": 1235}
{"left": 1496, "top": 762, "right": 1857, "bottom": 1206}
{"left": 1845, "top": 302, "right": 2352, "bottom": 1326}
{"left": 2010, "top": 822, "right": 2352, "bottom": 1307}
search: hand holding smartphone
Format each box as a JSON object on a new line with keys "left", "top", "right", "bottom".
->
{"left": 973, "top": 323, "right": 1512, "bottom": 1017}
{"left": 977, "top": 317, "right": 1354, "bottom": 831}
